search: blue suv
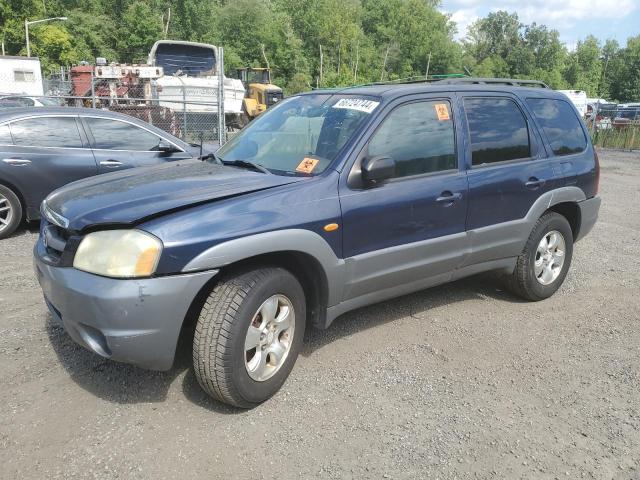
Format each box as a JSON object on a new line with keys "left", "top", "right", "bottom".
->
{"left": 34, "top": 79, "right": 601, "bottom": 407}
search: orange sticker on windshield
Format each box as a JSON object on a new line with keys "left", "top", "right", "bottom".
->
{"left": 435, "top": 103, "right": 450, "bottom": 121}
{"left": 296, "top": 157, "right": 319, "bottom": 174}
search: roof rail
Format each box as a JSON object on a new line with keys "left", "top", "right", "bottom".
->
{"left": 432, "top": 77, "right": 550, "bottom": 88}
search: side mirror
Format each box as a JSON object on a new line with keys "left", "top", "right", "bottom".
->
{"left": 157, "top": 139, "right": 176, "bottom": 153}
{"left": 361, "top": 155, "right": 395, "bottom": 184}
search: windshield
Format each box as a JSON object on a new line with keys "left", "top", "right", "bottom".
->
{"left": 216, "top": 94, "right": 379, "bottom": 175}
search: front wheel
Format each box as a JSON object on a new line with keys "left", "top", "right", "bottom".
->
{"left": 506, "top": 212, "right": 574, "bottom": 301}
{"left": 0, "top": 185, "right": 22, "bottom": 240}
{"left": 193, "top": 267, "right": 305, "bottom": 408}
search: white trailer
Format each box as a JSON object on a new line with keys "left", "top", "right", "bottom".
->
{"left": 558, "top": 90, "right": 588, "bottom": 117}
{"left": 0, "top": 56, "right": 44, "bottom": 96}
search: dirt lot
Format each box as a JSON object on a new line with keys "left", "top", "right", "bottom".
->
{"left": 1, "top": 150, "right": 639, "bottom": 479}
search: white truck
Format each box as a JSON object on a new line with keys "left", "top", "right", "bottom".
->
{"left": 558, "top": 90, "right": 588, "bottom": 117}
{"left": 0, "top": 55, "right": 44, "bottom": 96}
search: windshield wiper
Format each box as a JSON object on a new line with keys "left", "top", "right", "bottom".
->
{"left": 221, "top": 159, "right": 269, "bottom": 174}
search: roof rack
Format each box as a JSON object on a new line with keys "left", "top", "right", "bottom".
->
{"left": 431, "top": 77, "right": 550, "bottom": 89}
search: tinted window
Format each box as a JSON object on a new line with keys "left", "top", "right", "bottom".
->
{"left": 86, "top": 118, "right": 164, "bottom": 151}
{"left": 0, "top": 124, "right": 12, "bottom": 144}
{"left": 368, "top": 100, "right": 456, "bottom": 178}
{"left": 10, "top": 117, "right": 83, "bottom": 148}
{"left": 527, "top": 98, "right": 587, "bottom": 155}
{"left": 465, "top": 98, "right": 531, "bottom": 166}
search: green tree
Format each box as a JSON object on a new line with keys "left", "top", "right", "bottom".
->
{"left": 564, "top": 36, "right": 602, "bottom": 96}
{"left": 30, "top": 24, "right": 78, "bottom": 72}
{"left": 116, "top": 1, "right": 163, "bottom": 63}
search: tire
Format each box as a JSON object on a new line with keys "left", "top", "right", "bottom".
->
{"left": 506, "top": 212, "right": 574, "bottom": 301}
{"left": 0, "top": 185, "right": 22, "bottom": 240}
{"left": 193, "top": 267, "right": 306, "bottom": 408}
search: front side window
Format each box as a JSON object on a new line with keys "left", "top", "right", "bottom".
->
{"left": 216, "top": 94, "right": 378, "bottom": 175}
{"left": 85, "top": 118, "right": 164, "bottom": 151}
{"left": 10, "top": 117, "right": 83, "bottom": 148}
{"left": 367, "top": 100, "right": 456, "bottom": 178}
{"left": 526, "top": 98, "right": 587, "bottom": 156}
{"left": 465, "top": 97, "right": 531, "bottom": 166}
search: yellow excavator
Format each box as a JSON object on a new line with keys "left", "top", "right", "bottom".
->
{"left": 236, "top": 67, "right": 283, "bottom": 125}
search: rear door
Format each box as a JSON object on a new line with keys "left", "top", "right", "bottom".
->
{"left": 459, "top": 93, "right": 556, "bottom": 265}
{"left": 339, "top": 95, "right": 469, "bottom": 301}
{"left": 0, "top": 115, "right": 98, "bottom": 215}
{"left": 81, "top": 116, "right": 192, "bottom": 173}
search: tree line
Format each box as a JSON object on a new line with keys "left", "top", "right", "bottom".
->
{"left": 1, "top": 1, "right": 639, "bottom": 101}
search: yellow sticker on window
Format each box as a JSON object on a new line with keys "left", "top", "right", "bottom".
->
{"left": 296, "top": 157, "right": 319, "bottom": 174}
{"left": 434, "top": 103, "right": 450, "bottom": 121}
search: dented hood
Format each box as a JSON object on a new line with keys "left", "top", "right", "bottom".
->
{"left": 45, "top": 160, "right": 305, "bottom": 232}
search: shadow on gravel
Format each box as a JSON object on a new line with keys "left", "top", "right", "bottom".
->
{"left": 45, "top": 273, "right": 520, "bottom": 411}
{"left": 45, "top": 318, "right": 241, "bottom": 414}
{"left": 301, "top": 273, "right": 525, "bottom": 357}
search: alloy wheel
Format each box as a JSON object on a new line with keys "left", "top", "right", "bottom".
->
{"left": 244, "top": 294, "right": 295, "bottom": 382}
{"left": 534, "top": 230, "right": 566, "bottom": 285}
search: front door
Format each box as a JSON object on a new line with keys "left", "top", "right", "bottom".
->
{"left": 80, "top": 116, "right": 191, "bottom": 173}
{"left": 339, "top": 97, "right": 469, "bottom": 301}
{"left": 0, "top": 115, "right": 98, "bottom": 215}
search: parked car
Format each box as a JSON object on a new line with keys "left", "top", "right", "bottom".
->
{"left": 0, "top": 95, "right": 65, "bottom": 107}
{"left": 0, "top": 107, "right": 213, "bottom": 238}
{"left": 613, "top": 107, "right": 640, "bottom": 128}
{"left": 586, "top": 102, "right": 617, "bottom": 130}
{"left": 0, "top": 98, "right": 25, "bottom": 109}
{"left": 34, "top": 79, "right": 600, "bottom": 408}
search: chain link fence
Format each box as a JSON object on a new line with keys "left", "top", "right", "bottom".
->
{"left": 588, "top": 104, "right": 640, "bottom": 150}
{"left": 2, "top": 49, "right": 234, "bottom": 146}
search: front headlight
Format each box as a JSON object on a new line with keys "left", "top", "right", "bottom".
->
{"left": 73, "top": 230, "right": 162, "bottom": 278}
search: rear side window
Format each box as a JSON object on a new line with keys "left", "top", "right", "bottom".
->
{"left": 0, "top": 124, "right": 12, "bottom": 144}
{"left": 85, "top": 118, "right": 163, "bottom": 151}
{"left": 526, "top": 98, "right": 587, "bottom": 156}
{"left": 10, "top": 117, "right": 83, "bottom": 148}
{"left": 368, "top": 100, "right": 456, "bottom": 178}
{"left": 464, "top": 97, "right": 531, "bottom": 166}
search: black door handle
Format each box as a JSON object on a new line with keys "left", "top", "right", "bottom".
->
{"left": 525, "top": 177, "right": 545, "bottom": 189}
{"left": 435, "top": 191, "right": 462, "bottom": 203}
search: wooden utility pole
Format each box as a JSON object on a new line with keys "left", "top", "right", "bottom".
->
{"left": 380, "top": 44, "right": 390, "bottom": 82}
{"left": 425, "top": 52, "right": 431, "bottom": 79}
{"left": 261, "top": 44, "right": 270, "bottom": 70}
{"left": 319, "top": 44, "right": 323, "bottom": 86}
{"left": 353, "top": 40, "right": 359, "bottom": 83}
{"left": 164, "top": 7, "right": 171, "bottom": 38}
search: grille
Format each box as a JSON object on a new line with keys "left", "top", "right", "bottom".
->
{"left": 38, "top": 218, "right": 80, "bottom": 267}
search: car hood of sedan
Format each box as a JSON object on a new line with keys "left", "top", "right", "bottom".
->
{"left": 45, "top": 159, "right": 306, "bottom": 232}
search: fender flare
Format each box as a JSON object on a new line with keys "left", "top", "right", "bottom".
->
{"left": 182, "top": 229, "right": 346, "bottom": 306}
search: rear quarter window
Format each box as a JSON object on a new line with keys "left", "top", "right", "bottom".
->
{"left": 526, "top": 98, "right": 587, "bottom": 156}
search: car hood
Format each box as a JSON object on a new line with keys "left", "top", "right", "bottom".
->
{"left": 45, "top": 159, "right": 306, "bottom": 232}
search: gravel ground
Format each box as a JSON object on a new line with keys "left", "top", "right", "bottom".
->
{"left": 1, "top": 150, "right": 639, "bottom": 479}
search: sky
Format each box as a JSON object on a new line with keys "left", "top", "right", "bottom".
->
{"left": 440, "top": 0, "right": 640, "bottom": 48}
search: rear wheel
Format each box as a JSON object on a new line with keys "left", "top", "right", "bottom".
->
{"left": 0, "top": 185, "right": 22, "bottom": 240}
{"left": 193, "top": 267, "right": 305, "bottom": 408}
{"left": 507, "top": 212, "right": 573, "bottom": 301}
